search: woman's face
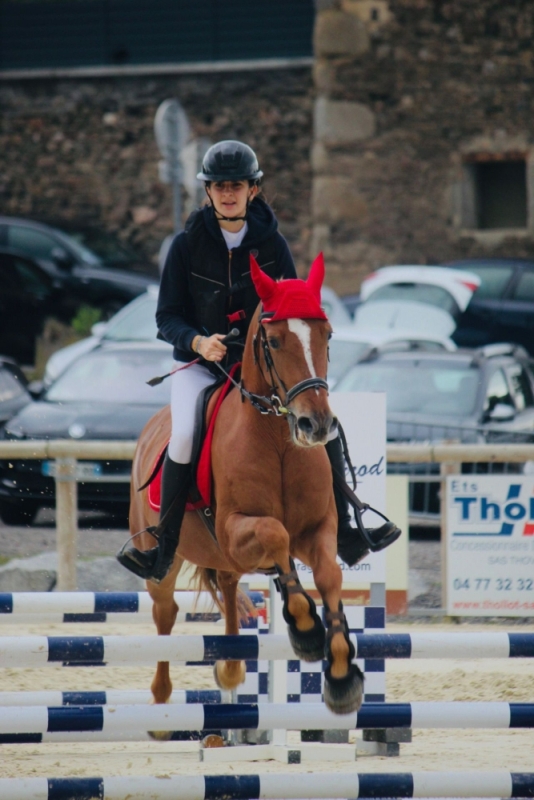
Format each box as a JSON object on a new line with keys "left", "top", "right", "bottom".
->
{"left": 207, "top": 180, "right": 257, "bottom": 219}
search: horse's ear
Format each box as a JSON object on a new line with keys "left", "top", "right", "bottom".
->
{"left": 306, "top": 252, "right": 325, "bottom": 298}
{"left": 250, "top": 253, "right": 277, "bottom": 301}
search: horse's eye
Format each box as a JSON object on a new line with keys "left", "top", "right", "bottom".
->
{"left": 327, "top": 332, "right": 333, "bottom": 341}
{"left": 269, "top": 338, "right": 280, "bottom": 350}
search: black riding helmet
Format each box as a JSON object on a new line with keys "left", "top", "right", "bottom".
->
{"left": 197, "top": 140, "right": 263, "bottom": 183}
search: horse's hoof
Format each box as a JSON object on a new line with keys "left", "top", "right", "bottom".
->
{"left": 288, "top": 617, "right": 326, "bottom": 663}
{"left": 148, "top": 729, "right": 173, "bottom": 741}
{"left": 323, "top": 663, "right": 364, "bottom": 715}
{"left": 202, "top": 734, "right": 225, "bottom": 748}
{"left": 213, "top": 660, "right": 246, "bottom": 690}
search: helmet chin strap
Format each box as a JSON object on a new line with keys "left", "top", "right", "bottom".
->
{"left": 205, "top": 186, "right": 255, "bottom": 222}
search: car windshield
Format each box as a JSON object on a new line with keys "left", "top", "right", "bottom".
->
{"left": 103, "top": 294, "right": 158, "bottom": 341}
{"left": 66, "top": 229, "right": 141, "bottom": 267}
{"left": 366, "top": 283, "right": 457, "bottom": 314}
{"left": 328, "top": 340, "right": 371, "bottom": 382}
{"left": 51, "top": 227, "right": 141, "bottom": 268}
{"left": 335, "top": 360, "right": 480, "bottom": 416}
{"left": 46, "top": 350, "right": 172, "bottom": 405}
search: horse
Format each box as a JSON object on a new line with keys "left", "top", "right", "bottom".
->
{"left": 127, "top": 253, "right": 364, "bottom": 716}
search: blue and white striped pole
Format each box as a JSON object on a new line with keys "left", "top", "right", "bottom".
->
{"left": 0, "top": 772, "right": 533, "bottom": 799}
{"left": 0, "top": 591, "right": 265, "bottom": 624}
{"left": 0, "top": 689, "right": 230, "bottom": 706}
{"left": 0, "top": 702, "right": 532, "bottom": 743}
{"left": 0, "top": 633, "right": 532, "bottom": 667}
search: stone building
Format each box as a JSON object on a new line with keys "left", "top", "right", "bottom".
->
{"left": 312, "top": 0, "right": 534, "bottom": 294}
{"left": 0, "top": 67, "right": 313, "bottom": 276}
{"left": 2, "top": 1, "right": 534, "bottom": 293}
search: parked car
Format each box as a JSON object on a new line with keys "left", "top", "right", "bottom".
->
{"left": 445, "top": 259, "right": 534, "bottom": 356}
{"left": 0, "top": 357, "right": 33, "bottom": 429}
{"left": 335, "top": 343, "right": 534, "bottom": 523}
{"left": 0, "top": 215, "right": 153, "bottom": 275}
{"left": 0, "top": 247, "right": 72, "bottom": 364}
{"left": 357, "top": 265, "right": 480, "bottom": 317}
{"left": 43, "top": 286, "right": 160, "bottom": 386}
{"left": 328, "top": 327, "right": 456, "bottom": 389}
{"left": 0, "top": 341, "right": 172, "bottom": 525}
{"left": 0, "top": 242, "right": 155, "bottom": 364}
{"left": 45, "top": 221, "right": 156, "bottom": 277}
{"left": 0, "top": 216, "right": 156, "bottom": 316}
{"left": 320, "top": 287, "right": 352, "bottom": 328}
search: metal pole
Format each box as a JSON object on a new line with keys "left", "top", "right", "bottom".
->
{"left": 54, "top": 458, "right": 78, "bottom": 591}
{"left": 268, "top": 578, "right": 287, "bottom": 747}
{"left": 172, "top": 172, "right": 182, "bottom": 234}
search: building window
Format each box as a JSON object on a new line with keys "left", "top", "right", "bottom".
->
{"left": 461, "top": 154, "right": 527, "bottom": 230}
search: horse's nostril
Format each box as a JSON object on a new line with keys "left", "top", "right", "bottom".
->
{"left": 297, "top": 416, "right": 316, "bottom": 435}
{"left": 329, "top": 416, "right": 338, "bottom": 434}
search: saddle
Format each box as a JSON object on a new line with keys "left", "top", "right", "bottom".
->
{"left": 146, "top": 363, "right": 241, "bottom": 515}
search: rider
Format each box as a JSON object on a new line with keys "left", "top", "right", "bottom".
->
{"left": 118, "top": 140, "right": 400, "bottom": 584}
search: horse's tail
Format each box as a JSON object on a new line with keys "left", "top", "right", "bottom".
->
{"left": 191, "top": 567, "right": 256, "bottom": 624}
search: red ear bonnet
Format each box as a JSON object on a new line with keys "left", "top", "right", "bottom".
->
{"left": 250, "top": 253, "right": 328, "bottom": 322}
{"left": 306, "top": 252, "right": 325, "bottom": 301}
{"left": 250, "top": 254, "right": 277, "bottom": 304}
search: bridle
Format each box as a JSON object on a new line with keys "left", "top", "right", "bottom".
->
{"left": 214, "top": 311, "right": 329, "bottom": 418}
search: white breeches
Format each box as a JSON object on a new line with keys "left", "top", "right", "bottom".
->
{"left": 168, "top": 361, "right": 218, "bottom": 464}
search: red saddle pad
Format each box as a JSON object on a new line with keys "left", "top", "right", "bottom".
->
{"left": 148, "top": 363, "right": 240, "bottom": 513}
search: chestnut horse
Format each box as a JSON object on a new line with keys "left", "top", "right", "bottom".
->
{"left": 128, "top": 254, "right": 363, "bottom": 715}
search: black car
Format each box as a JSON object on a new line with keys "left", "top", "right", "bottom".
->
{"left": 0, "top": 341, "right": 172, "bottom": 525}
{"left": 0, "top": 216, "right": 157, "bottom": 306}
{"left": 447, "top": 259, "right": 534, "bottom": 356}
{"left": 0, "top": 357, "right": 32, "bottom": 429}
{"left": 0, "top": 243, "right": 156, "bottom": 364}
{"left": 335, "top": 343, "right": 534, "bottom": 523}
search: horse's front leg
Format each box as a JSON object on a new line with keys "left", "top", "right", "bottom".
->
{"left": 301, "top": 527, "right": 364, "bottom": 714}
{"left": 224, "top": 513, "right": 325, "bottom": 663}
{"left": 147, "top": 555, "right": 184, "bottom": 704}
{"left": 213, "top": 570, "right": 246, "bottom": 690}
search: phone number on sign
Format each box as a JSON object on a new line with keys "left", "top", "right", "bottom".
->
{"left": 453, "top": 578, "right": 534, "bottom": 591}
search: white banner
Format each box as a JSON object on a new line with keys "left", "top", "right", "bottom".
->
{"left": 245, "top": 392, "right": 387, "bottom": 589}
{"left": 446, "top": 475, "right": 534, "bottom": 616}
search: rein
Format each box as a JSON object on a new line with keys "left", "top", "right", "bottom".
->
{"left": 212, "top": 311, "right": 328, "bottom": 418}
{"left": 146, "top": 315, "right": 329, "bottom": 419}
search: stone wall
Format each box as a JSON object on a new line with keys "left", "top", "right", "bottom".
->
{"left": 312, "top": 0, "right": 534, "bottom": 294}
{"left": 0, "top": 68, "right": 313, "bottom": 276}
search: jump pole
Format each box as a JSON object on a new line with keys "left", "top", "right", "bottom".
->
{"left": 0, "top": 702, "right": 532, "bottom": 744}
{"left": 0, "top": 632, "right": 532, "bottom": 667}
{"left": 0, "top": 689, "right": 230, "bottom": 706}
{"left": 1, "top": 772, "right": 533, "bottom": 799}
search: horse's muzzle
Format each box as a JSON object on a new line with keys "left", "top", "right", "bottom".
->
{"left": 293, "top": 412, "right": 338, "bottom": 447}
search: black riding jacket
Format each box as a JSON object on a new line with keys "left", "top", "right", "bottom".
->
{"left": 156, "top": 198, "right": 297, "bottom": 366}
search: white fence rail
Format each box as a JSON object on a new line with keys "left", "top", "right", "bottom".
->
{"left": 1, "top": 441, "right": 534, "bottom": 592}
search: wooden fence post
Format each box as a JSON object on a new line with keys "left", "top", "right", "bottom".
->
{"left": 54, "top": 457, "right": 78, "bottom": 591}
{"left": 440, "top": 461, "right": 460, "bottom": 611}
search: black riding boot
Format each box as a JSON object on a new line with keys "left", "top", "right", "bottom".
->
{"left": 325, "top": 436, "right": 401, "bottom": 567}
{"left": 117, "top": 456, "right": 191, "bottom": 583}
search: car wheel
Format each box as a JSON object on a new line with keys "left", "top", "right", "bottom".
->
{"left": 0, "top": 500, "right": 40, "bottom": 526}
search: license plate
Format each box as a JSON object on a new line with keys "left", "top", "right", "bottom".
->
{"left": 42, "top": 461, "right": 102, "bottom": 479}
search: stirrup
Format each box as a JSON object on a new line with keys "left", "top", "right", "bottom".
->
{"left": 353, "top": 505, "right": 401, "bottom": 552}
{"left": 116, "top": 527, "right": 160, "bottom": 579}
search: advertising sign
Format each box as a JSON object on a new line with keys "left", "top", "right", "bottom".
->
{"left": 245, "top": 392, "right": 386, "bottom": 590}
{"left": 446, "top": 475, "right": 534, "bottom": 616}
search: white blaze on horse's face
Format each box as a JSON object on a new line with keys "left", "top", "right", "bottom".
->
{"left": 287, "top": 318, "right": 316, "bottom": 381}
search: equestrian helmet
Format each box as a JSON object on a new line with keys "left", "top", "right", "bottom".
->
{"left": 197, "top": 140, "right": 263, "bottom": 183}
